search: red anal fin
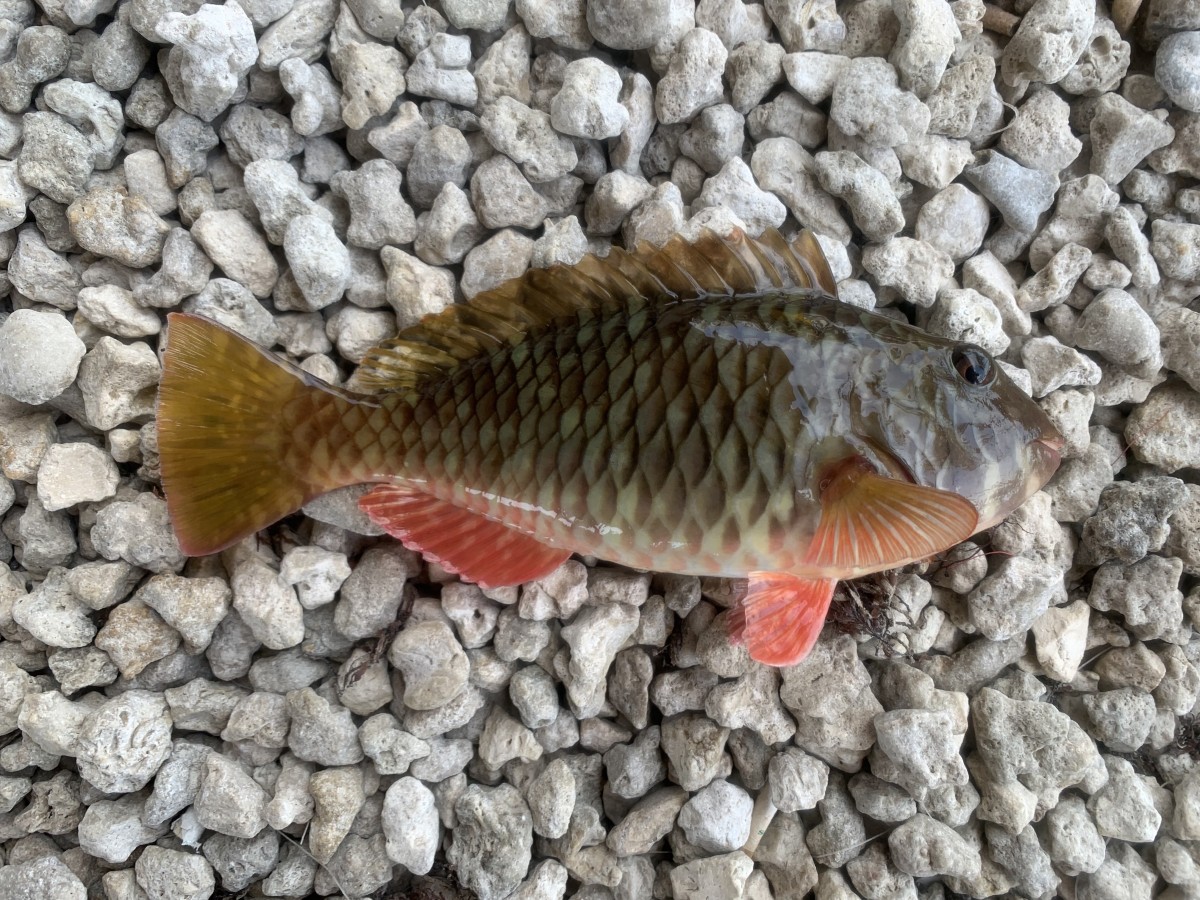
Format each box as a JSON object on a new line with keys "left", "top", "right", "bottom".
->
{"left": 359, "top": 485, "right": 570, "bottom": 589}
{"left": 729, "top": 572, "right": 837, "bottom": 666}
{"left": 805, "top": 457, "right": 979, "bottom": 573}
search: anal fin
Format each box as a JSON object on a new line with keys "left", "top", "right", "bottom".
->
{"left": 359, "top": 485, "right": 570, "bottom": 589}
{"left": 728, "top": 572, "right": 837, "bottom": 666}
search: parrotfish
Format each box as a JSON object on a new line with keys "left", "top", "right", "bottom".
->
{"left": 157, "top": 229, "right": 1063, "bottom": 666}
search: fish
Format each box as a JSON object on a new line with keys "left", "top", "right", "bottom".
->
{"left": 156, "top": 228, "right": 1064, "bottom": 666}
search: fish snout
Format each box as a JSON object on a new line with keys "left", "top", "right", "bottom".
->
{"left": 1036, "top": 430, "right": 1066, "bottom": 456}
{"left": 1031, "top": 429, "right": 1065, "bottom": 477}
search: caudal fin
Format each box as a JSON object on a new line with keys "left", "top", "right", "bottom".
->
{"left": 157, "top": 313, "right": 351, "bottom": 556}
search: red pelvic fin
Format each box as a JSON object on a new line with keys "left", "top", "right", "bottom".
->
{"left": 728, "top": 572, "right": 837, "bottom": 667}
{"left": 359, "top": 484, "right": 570, "bottom": 589}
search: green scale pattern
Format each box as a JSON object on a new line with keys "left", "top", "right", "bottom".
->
{"left": 386, "top": 292, "right": 849, "bottom": 577}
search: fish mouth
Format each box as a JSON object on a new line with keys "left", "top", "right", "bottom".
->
{"left": 1037, "top": 432, "right": 1066, "bottom": 454}
{"left": 1035, "top": 432, "right": 1065, "bottom": 459}
{"left": 973, "top": 433, "right": 1066, "bottom": 533}
{"left": 1030, "top": 432, "right": 1065, "bottom": 481}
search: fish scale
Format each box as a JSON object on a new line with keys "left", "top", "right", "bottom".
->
{"left": 379, "top": 293, "right": 829, "bottom": 576}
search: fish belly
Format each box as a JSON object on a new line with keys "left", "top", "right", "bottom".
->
{"left": 397, "top": 297, "right": 824, "bottom": 578}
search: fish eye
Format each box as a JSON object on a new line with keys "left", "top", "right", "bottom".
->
{"left": 952, "top": 345, "right": 995, "bottom": 386}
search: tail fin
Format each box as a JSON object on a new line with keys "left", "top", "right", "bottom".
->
{"left": 157, "top": 313, "right": 353, "bottom": 556}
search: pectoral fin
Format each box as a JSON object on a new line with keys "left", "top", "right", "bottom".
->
{"left": 728, "top": 572, "right": 837, "bottom": 666}
{"left": 359, "top": 485, "right": 570, "bottom": 589}
{"left": 805, "top": 458, "right": 979, "bottom": 573}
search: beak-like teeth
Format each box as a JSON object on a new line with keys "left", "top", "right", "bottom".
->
{"left": 1038, "top": 432, "right": 1066, "bottom": 454}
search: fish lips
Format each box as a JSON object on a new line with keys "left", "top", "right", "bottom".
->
{"left": 1009, "top": 431, "right": 1064, "bottom": 522}
{"left": 970, "top": 431, "right": 1065, "bottom": 534}
{"left": 1032, "top": 431, "right": 1065, "bottom": 479}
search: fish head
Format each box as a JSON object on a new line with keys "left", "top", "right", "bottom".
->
{"left": 861, "top": 340, "right": 1064, "bottom": 534}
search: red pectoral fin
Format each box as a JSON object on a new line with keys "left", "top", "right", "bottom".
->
{"left": 359, "top": 485, "right": 570, "bottom": 589}
{"left": 728, "top": 572, "right": 837, "bottom": 667}
{"left": 804, "top": 458, "right": 979, "bottom": 573}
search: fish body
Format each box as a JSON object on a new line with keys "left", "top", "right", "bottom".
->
{"left": 158, "top": 229, "right": 1063, "bottom": 665}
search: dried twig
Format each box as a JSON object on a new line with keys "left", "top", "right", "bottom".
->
{"left": 982, "top": 3, "right": 1021, "bottom": 35}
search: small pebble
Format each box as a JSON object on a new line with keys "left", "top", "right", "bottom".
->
{"left": 135, "top": 845, "right": 216, "bottom": 900}
{"left": 862, "top": 238, "right": 954, "bottom": 307}
{"left": 231, "top": 556, "right": 305, "bottom": 650}
{"left": 1044, "top": 795, "right": 1106, "bottom": 874}
{"left": 1128, "top": 383, "right": 1200, "bottom": 473}
{"left": 656, "top": 28, "right": 728, "bottom": 124}
{"left": 193, "top": 751, "right": 270, "bottom": 839}
{"left": 830, "top": 56, "right": 930, "bottom": 147}
{"left": 1080, "top": 688, "right": 1157, "bottom": 752}
{"left": 1001, "top": 0, "right": 1095, "bottom": 86}
{"left": 0, "top": 310, "right": 86, "bottom": 405}
{"left": 768, "top": 748, "right": 830, "bottom": 813}
{"left": 551, "top": 58, "right": 628, "bottom": 140}
{"left": 75, "top": 690, "right": 173, "bottom": 793}
{"left": 671, "top": 850, "right": 754, "bottom": 900}
{"left": 155, "top": 2, "right": 257, "bottom": 121}
{"left": 1088, "top": 93, "right": 1175, "bottom": 185}
{"left": 191, "top": 209, "right": 279, "bottom": 298}
{"left": 967, "top": 557, "right": 1067, "bottom": 641}
{"left": 388, "top": 620, "right": 470, "bottom": 711}
{"left": 526, "top": 758, "right": 575, "bottom": 839}
{"left": 383, "top": 776, "right": 440, "bottom": 875}
{"left": 677, "top": 778, "right": 753, "bottom": 852}
{"left": 0, "top": 856, "right": 86, "bottom": 899}
{"left": 482, "top": 96, "right": 578, "bottom": 184}
{"left": 79, "top": 794, "right": 169, "bottom": 864}
{"left": 286, "top": 687, "right": 365, "bottom": 766}
{"left": 1157, "top": 32, "right": 1200, "bottom": 112}
{"left": 693, "top": 157, "right": 786, "bottom": 235}
{"left": 448, "top": 784, "right": 534, "bottom": 900}
{"left": 815, "top": 151, "right": 904, "bottom": 242}
{"left": 660, "top": 713, "right": 729, "bottom": 792}
{"left": 1020, "top": 335, "right": 1102, "bottom": 397}
{"left": 889, "top": 813, "right": 981, "bottom": 879}
{"left": 963, "top": 151, "right": 1058, "bottom": 234}
{"left": 1087, "top": 756, "right": 1161, "bottom": 842}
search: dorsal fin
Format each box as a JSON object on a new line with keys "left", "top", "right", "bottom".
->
{"left": 351, "top": 227, "right": 839, "bottom": 393}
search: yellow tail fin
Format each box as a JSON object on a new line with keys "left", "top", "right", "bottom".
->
{"left": 157, "top": 313, "right": 351, "bottom": 556}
